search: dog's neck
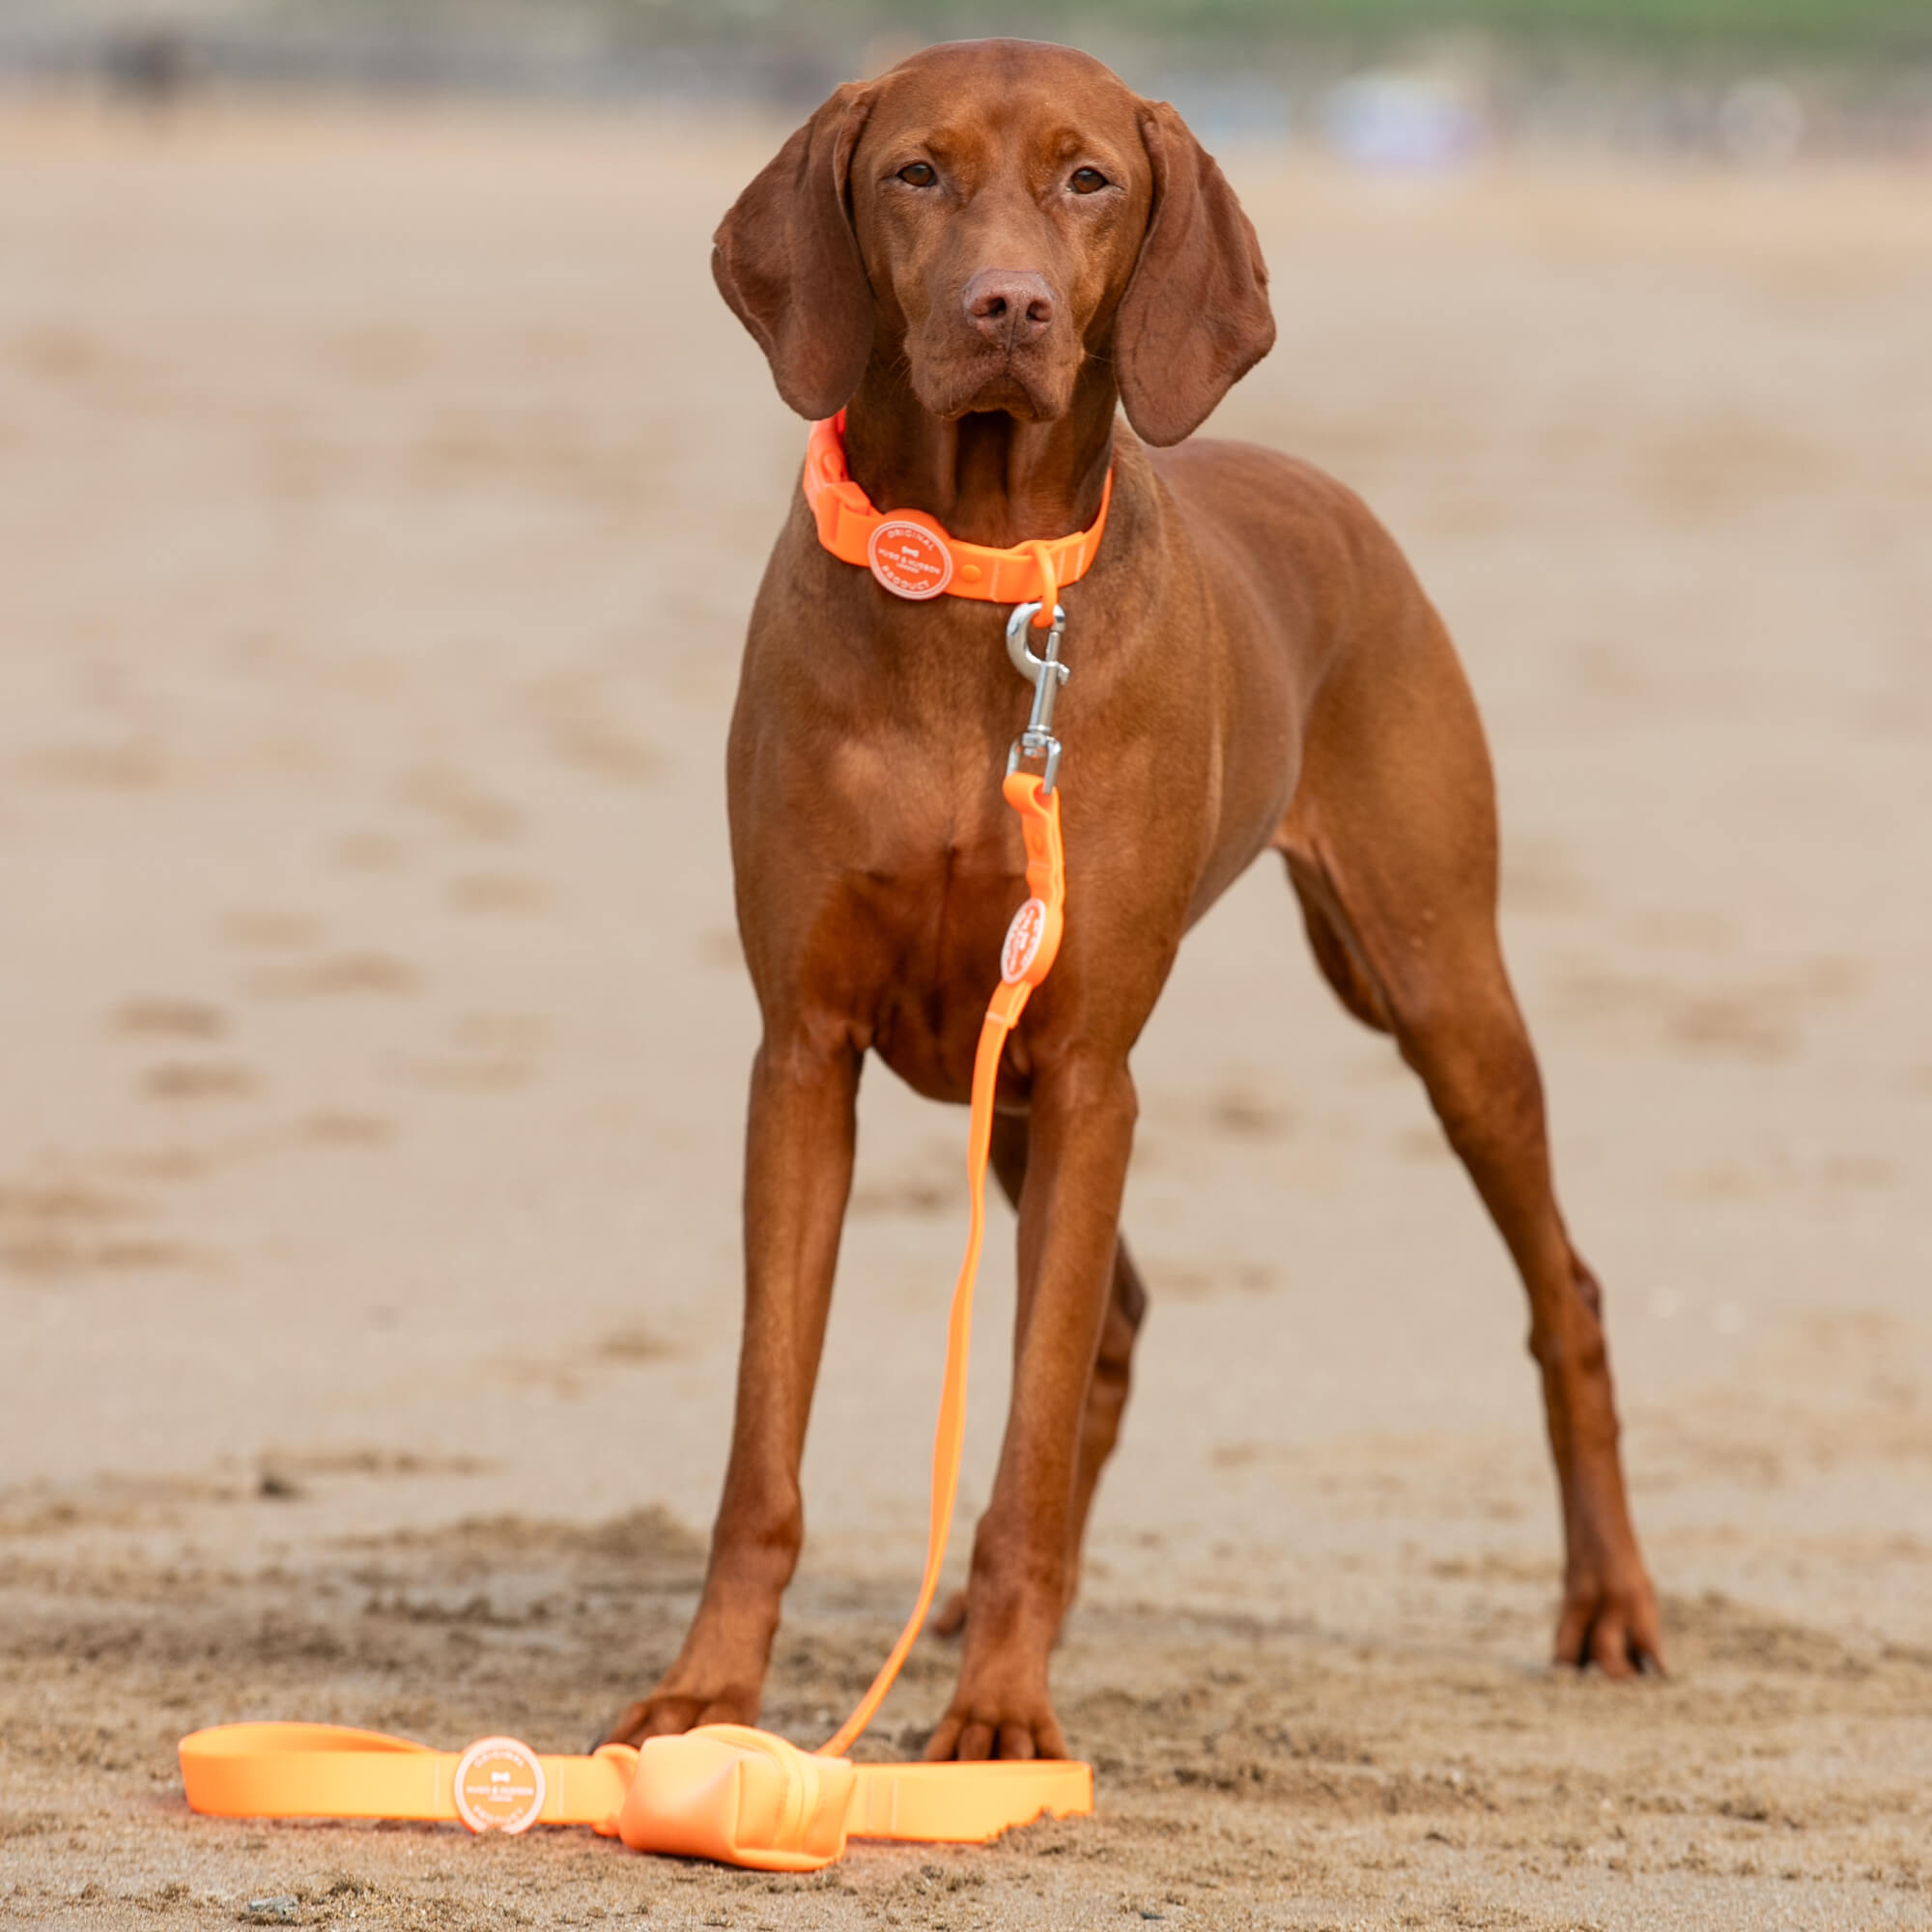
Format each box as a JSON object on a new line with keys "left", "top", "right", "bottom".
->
{"left": 839, "top": 363, "right": 1117, "bottom": 553}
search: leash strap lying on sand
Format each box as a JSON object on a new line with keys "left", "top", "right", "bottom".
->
{"left": 178, "top": 1725, "right": 633, "bottom": 1833}
{"left": 180, "top": 767, "right": 1084, "bottom": 1871}
{"left": 178, "top": 1720, "right": 1090, "bottom": 1866}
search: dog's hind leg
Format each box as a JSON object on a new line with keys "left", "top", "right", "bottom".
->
{"left": 1276, "top": 600, "right": 1662, "bottom": 1678}
{"left": 931, "top": 1111, "right": 1148, "bottom": 1639}
{"left": 1283, "top": 853, "right": 1394, "bottom": 1037}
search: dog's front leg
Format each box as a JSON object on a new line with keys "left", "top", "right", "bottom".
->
{"left": 924, "top": 1050, "right": 1136, "bottom": 1762}
{"left": 599, "top": 1030, "right": 859, "bottom": 1747}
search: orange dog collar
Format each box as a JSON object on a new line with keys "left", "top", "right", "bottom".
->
{"left": 804, "top": 412, "right": 1112, "bottom": 624}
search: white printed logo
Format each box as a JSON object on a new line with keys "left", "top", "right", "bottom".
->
{"left": 867, "top": 519, "right": 955, "bottom": 600}
{"left": 1001, "top": 898, "right": 1047, "bottom": 983}
{"left": 453, "top": 1737, "right": 547, "bottom": 1834}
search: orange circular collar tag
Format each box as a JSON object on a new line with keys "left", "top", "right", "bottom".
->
{"left": 453, "top": 1737, "right": 547, "bottom": 1834}
{"left": 867, "top": 517, "right": 955, "bottom": 600}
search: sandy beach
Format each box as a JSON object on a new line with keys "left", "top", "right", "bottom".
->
{"left": 2, "top": 95, "right": 1929, "bottom": 1928}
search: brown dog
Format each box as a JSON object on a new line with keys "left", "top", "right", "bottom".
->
{"left": 601, "top": 39, "right": 1662, "bottom": 1764}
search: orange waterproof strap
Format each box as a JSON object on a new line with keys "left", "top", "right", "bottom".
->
{"left": 179, "top": 1724, "right": 636, "bottom": 1829}
{"left": 805, "top": 412, "right": 1109, "bottom": 621}
{"left": 819, "top": 771, "right": 1064, "bottom": 1757}
{"left": 179, "top": 1721, "right": 1090, "bottom": 1860}
{"left": 178, "top": 772, "right": 1081, "bottom": 1862}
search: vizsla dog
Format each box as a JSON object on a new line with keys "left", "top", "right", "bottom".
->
{"left": 602, "top": 39, "right": 1662, "bottom": 1764}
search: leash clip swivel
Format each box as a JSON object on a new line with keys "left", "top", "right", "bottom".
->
{"left": 1005, "top": 600, "right": 1068, "bottom": 794}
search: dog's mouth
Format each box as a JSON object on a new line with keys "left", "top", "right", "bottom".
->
{"left": 946, "top": 372, "right": 1048, "bottom": 422}
{"left": 913, "top": 338, "right": 1074, "bottom": 426}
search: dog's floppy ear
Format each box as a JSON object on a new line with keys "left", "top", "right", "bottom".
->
{"left": 1115, "top": 101, "right": 1275, "bottom": 447}
{"left": 712, "top": 83, "right": 876, "bottom": 420}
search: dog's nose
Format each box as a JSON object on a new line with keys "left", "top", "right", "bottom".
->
{"left": 962, "top": 269, "right": 1054, "bottom": 346}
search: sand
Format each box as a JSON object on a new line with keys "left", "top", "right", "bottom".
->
{"left": 1, "top": 94, "right": 1928, "bottom": 1930}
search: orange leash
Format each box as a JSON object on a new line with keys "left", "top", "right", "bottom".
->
{"left": 178, "top": 1719, "right": 1089, "bottom": 1867}
{"left": 180, "top": 756, "right": 1084, "bottom": 1871}
{"left": 178, "top": 778, "right": 1075, "bottom": 1864}
{"left": 177, "top": 1725, "right": 635, "bottom": 1832}
{"left": 818, "top": 765, "right": 1065, "bottom": 1759}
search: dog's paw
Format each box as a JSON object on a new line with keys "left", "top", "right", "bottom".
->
{"left": 1553, "top": 1565, "right": 1665, "bottom": 1679}
{"left": 591, "top": 1684, "right": 760, "bottom": 1751}
{"left": 922, "top": 1681, "right": 1068, "bottom": 1763}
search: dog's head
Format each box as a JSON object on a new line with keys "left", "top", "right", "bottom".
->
{"left": 712, "top": 40, "right": 1275, "bottom": 447}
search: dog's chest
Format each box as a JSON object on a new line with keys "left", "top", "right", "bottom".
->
{"left": 738, "top": 675, "right": 1050, "bottom": 1103}
{"left": 829, "top": 789, "right": 1030, "bottom": 1104}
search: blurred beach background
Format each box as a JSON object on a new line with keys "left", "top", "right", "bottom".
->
{"left": 2, "top": 3, "right": 1929, "bottom": 1928}
{"left": 6, "top": 0, "right": 1932, "bottom": 159}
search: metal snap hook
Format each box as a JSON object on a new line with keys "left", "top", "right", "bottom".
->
{"left": 1005, "top": 602, "right": 1067, "bottom": 685}
{"left": 1005, "top": 602, "right": 1069, "bottom": 794}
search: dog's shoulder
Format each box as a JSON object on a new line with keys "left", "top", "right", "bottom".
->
{"left": 1143, "top": 434, "right": 1412, "bottom": 610}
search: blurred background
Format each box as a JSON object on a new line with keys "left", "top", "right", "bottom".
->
{"left": 3, "top": 4, "right": 1930, "bottom": 1926}
{"left": 6, "top": 0, "right": 1932, "bottom": 157}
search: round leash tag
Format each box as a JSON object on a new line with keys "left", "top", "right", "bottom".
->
{"left": 453, "top": 1737, "right": 547, "bottom": 1833}
{"left": 1001, "top": 897, "right": 1047, "bottom": 983}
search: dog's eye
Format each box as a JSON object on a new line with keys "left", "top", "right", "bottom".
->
{"left": 1069, "top": 166, "right": 1109, "bottom": 194}
{"left": 896, "top": 161, "right": 938, "bottom": 187}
